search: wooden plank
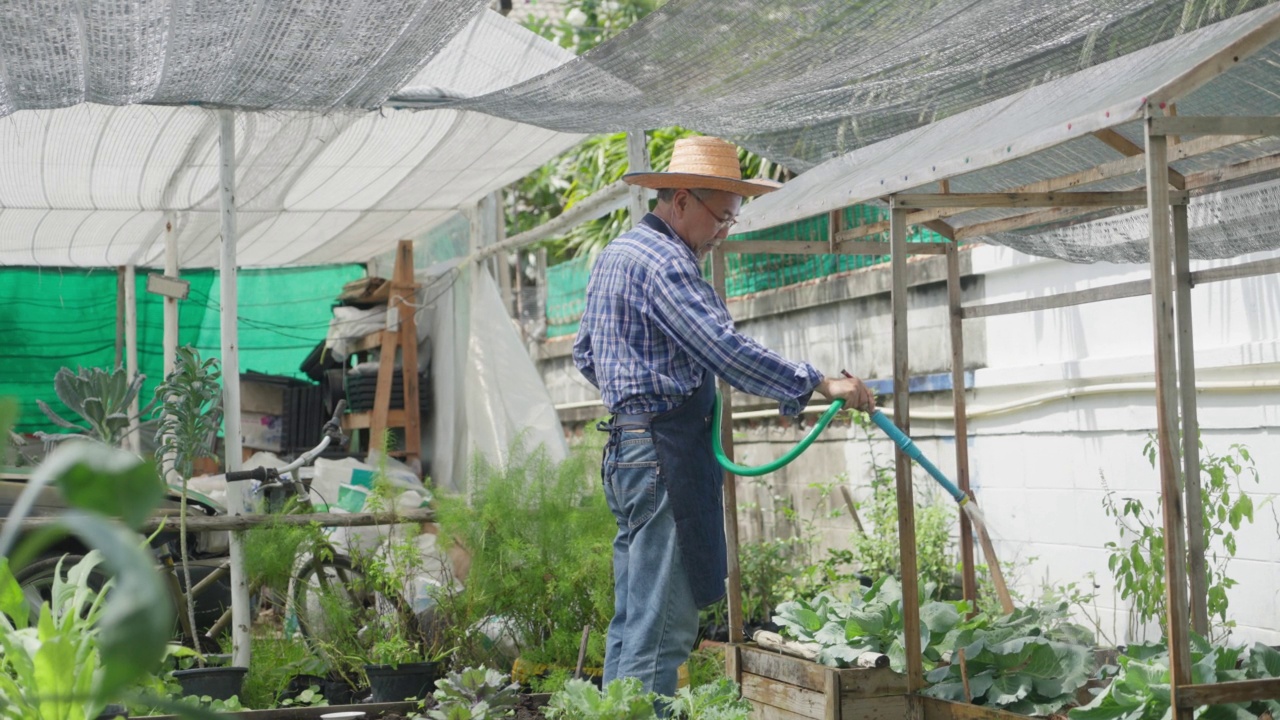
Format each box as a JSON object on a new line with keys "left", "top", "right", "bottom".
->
{"left": 889, "top": 201, "right": 924, "bottom": 692}
{"left": 369, "top": 327, "right": 398, "bottom": 449}
{"left": 919, "top": 697, "right": 1030, "bottom": 720}
{"left": 723, "top": 240, "right": 945, "bottom": 256}
{"left": 893, "top": 190, "right": 1173, "bottom": 209}
{"left": 1173, "top": 204, "right": 1208, "bottom": 637}
{"left": 342, "top": 408, "right": 407, "bottom": 430}
{"left": 1177, "top": 678, "right": 1280, "bottom": 707}
{"left": 712, "top": 247, "right": 744, "bottom": 645}
{"left": 1185, "top": 152, "right": 1280, "bottom": 191}
{"left": 17, "top": 507, "right": 436, "bottom": 533}
{"left": 627, "top": 131, "right": 651, "bottom": 223}
{"left": 1148, "top": 7, "right": 1280, "bottom": 106}
{"left": 824, "top": 669, "right": 841, "bottom": 720}
{"left": 921, "top": 219, "right": 956, "bottom": 240}
{"left": 954, "top": 207, "right": 1101, "bottom": 241}
{"left": 1150, "top": 115, "right": 1280, "bottom": 138}
{"left": 743, "top": 674, "right": 827, "bottom": 718}
{"left": 354, "top": 331, "right": 384, "bottom": 354}
{"left": 840, "top": 695, "right": 908, "bottom": 720}
{"left": 946, "top": 245, "right": 977, "bottom": 612}
{"left": 751, "top": 700, "right": 818, "bottom": 720}
{"left": 838, "top": 668, "right": 910, "bottom": 698}
{"left": 1092, "top": 129, "right": 1186, "bottom": 189}
{"left": 393, "top": 240, "right": 422, "bottom": 464}
{"left": 726, "top": 643, "right": 743, "bottom": 687}
{"left": 1145, "top": 105, "right": 1194, "bottom": 720}
{"left": 739, "top": 647, "right": 828, "bottom": 692}
{"left": 959, "top": 255, "right": 1280, "bottom": 320}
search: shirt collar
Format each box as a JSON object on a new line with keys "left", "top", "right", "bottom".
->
{"left": 640, "top": 213, "right": 697, "bottom": 262}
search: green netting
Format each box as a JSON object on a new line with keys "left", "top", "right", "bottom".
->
{"left": 544, "top": 205, "right": 948, "bottom": 338}
{"left": 2, "top": 265, "right": 364, "bottom": 435}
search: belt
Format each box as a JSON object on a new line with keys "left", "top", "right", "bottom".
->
{"left": 613, "top": 411, "right": 658, "bottom": 425}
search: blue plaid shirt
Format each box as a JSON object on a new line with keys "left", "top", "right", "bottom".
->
{"left": 574, "top": 214, "right": 823, "bottom": 416}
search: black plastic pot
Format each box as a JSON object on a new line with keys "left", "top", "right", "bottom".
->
{"left": 279, "top": 673, "right": 328, "bottom": 704}
{"left": 173, "top": 666, "right": 248, "bottom": 701}
{"left": 322, "top": 673, "right": 363, "bottom": 705}
{"left": 95, "top": 705, "right": 128, "bottom": 719}
{"left": 365, "top": 661, "right": 444, "bottom": 702}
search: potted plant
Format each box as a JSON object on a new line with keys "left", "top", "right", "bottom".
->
{"left": 36, "top": 364, "right": 156, "bottom": 449}
{"left": 154, "top": 347, "right": 242, "bottom": 699}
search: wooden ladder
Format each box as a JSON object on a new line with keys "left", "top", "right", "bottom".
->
{"left": 341, "top": 240, "right": 422, "bottom": 466}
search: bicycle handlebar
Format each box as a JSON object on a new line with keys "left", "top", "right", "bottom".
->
{"left": 226, "top": 400, "right": 349, "bottom": 482}
{"left": 225, "top": 467, "right": 271, "bottom": 483}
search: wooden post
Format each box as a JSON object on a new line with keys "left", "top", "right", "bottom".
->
{"left": 115, "top": 266, "right": 126, "bottom": 368}
{"left": 124, "top": 264, "right": 140, "bottom": 454}
{"left": 217, "top": 109, "right": 251, "bottom": 670}
{"left": 493, "top": 192, "right": 514, "bottom": 316}
{"left": 626, "top": 131, "right": 650, "bottom": 223}
{"left": 711, "top": 247, "right": 744, "bottom": 645}
{"left": 536, "top": 248, "right": 549, "bottom": 340}
{"left": 1144, "top": 104, "right": 1192, "bottom": 716}
{"left": 395, "top": 240, "right": 422, "bottom": 467}
{"left": 946, "top": 243, "right": 977, "bottom": 612}
{"left": 1173, "top": 202, "right": 1208, "bottom": 636}
{"left": 889, "top": 201, "right": 924, "bottom": 692}
{"left": 163, "top": 216, "right": 180, "bottom": 376}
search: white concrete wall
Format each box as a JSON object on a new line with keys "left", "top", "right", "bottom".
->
{"left": 539, "top": 242, "right": 1280, "bottom": 646}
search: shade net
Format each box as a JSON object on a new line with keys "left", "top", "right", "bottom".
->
{"left": 1, "top": 264, "right": 362, "bottom": 435}
{"left": 439, "top": 0, "right": 1276, "bottom": 173}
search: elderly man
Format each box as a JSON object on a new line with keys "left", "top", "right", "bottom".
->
{"left": 573, "top": 136, "right": 874, "bottom": 697}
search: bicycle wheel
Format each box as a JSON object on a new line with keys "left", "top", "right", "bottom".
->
{"left": 287, "top": 552, "right": 374, "bottom": 643}
{"left": 13, "top": 554, "right": 109, "bottom": 624}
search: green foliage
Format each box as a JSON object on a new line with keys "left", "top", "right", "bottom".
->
{"left": 923, "top": 603, "right": 1096, "bottom": 716}
{"left": 1069, "top": 638, "right": 1280, "bottom": 720}
{"left": 428, "top": 667, "right": 522, "bottom": 720}
{"left": 523, "top": 0, "right": 662, "bottom": 55}
{"left": 774, "top": 576, "right": 963, "bottom": 672}
{"left": 242, "top": 507, "right": 328, "bottom": 595}
{"left": 666, "top": 678, "right": 753, "bottom": 720}
{"left": 849, "top": 412, "right": 956, "bottom": 596}
{"left": 1102, "top": 437, "right": 1261, "bottom": 641}
{"left": 546, "top": 678, "right": 657, "bottom": 720}
{"left": 280, "top": 685, "right": 329, "bottom": 708}
{"left": 37, "top": 365, "right": 153, "bottom": 447}
{"left": 530, "top": 667, "right": 576, "bottom": 695}
{"left": 685, "top": 647, "right": 726, "bottom": 690}
{"left": 434, "top": 441, "right": 615, "bottom": 668}
{"left": 239, "top": 634, "right": 323, "bottom": 710}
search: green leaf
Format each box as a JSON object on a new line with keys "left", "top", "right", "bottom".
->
{"left": 814, "top": 621, "right": 846, "bottom": 646}
{"left": 988, "top": 673, "right": 1033, "bottom": 705}
{"left": 0, "top": 558, "right": 28, "bottom": 630}
{"left": 54, "top": 511, "right": 173, "bottom": 700}
{"left": 921, "top": 602, "right": 961, "bottom": 635}
{"left": 32, "top": 442, "right": 163, "bottom": 530}
{"left": 1246, "top": 642, "right": 1280, "bottom": 679}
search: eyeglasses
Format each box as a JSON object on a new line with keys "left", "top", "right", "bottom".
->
{"left": 688, "top": 192, "right": 738, "bottom": 231}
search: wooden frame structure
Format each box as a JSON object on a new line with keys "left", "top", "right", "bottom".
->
{"left": 705, "top": 39, "right": 1280, "bottom": 720}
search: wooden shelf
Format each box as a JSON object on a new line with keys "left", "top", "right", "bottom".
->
{"left": 341, "top": 409, "right": 407, "bottom": 430}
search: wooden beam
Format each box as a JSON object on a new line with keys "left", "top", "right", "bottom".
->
{"left": 1145, "top": 104, "right": 1194, "bottom": 719}
{"left": 895, "top": 190, "right": 1181, "bottom": 209}
{"left": 342, "top": 408, "right": 407, "bottom": 430}
{"left": 1177, "top": 678, "right": 1280, "bottom": 708}
{"left": 711, "top": 247, "right": 744, "bottom": 645}
{"left": 1173, "top": 204, "right": 1208, "bottom": 637}
{"left": 1150, "top": 115, "right": 1280, "bottom": 138}
{"left": 889, "top": 200, "right": 924, "bottom": 692}
{"left": 1092, "top": 129, "right": 1186, "bottom": 189}
{"left": 394, "top": 240, "right": 422, "bottom": 465}
{"left": 960, "top": 255, "right": 1280, "bottom": 319}
{"left": 922, "top": 219, "right": 956, "bottom": 240}
{"left": 946, "top": 244, "right": 977, "bottom": 612}
{"left": 1148, "top": 7, "right": 1280, "bottom": 107}
{"left": 954, "top": 207, "right": 1104, "bottom": 241}
{"left": 1185, "top": 152, "right": 1280, "bottom": 190}
{"left": 627, "top": 131, "right": 651, "bottom": 223}
{"left": 723, "top": 239, "right": 946, "bottom": 256}
{"left": 17, "top": 507, "right": 436, "bottom": 534}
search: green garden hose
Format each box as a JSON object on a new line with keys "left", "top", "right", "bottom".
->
{"left": 712, "top": 392, "right": 845, "bottom": 476}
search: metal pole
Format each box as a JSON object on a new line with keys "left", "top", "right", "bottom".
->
{"left": 1144, "top": 103, "right": 1192, "bottom": 716}
{"left": 1173, "top": 202, "right": 1208, "bottom": 636}
{"left": 626, "top": 131, "right": 650, "bottom": 223}
{"left": 218, "top": 110, "right": 251, "bottom": 670}
{"left": 124, "top": 264, "right": 140, "bottom": 454}
{"left": 164, "top": 216, "right": 180, "bottom": 376}
{"left": 889, "top": 200, "right": 924, "bottom": 692}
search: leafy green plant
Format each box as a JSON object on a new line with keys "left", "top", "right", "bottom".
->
{"left": 154, "top": 346, "right": 223, "bottom": 664}
{"left": 434, "top": 440, "right": 615, "bottom": 669}
{"left": 773, "top": 576, "right": 962, "bottom": 672}
{"left": 685, "top": 647, "right": 726, "bottom": 690}
{"left": 922, "top": 603, "right": 1096, "bottom": 716}
{"left": 1069, "top": 638, "right": 1280, "bottom": 720}
{"left": 428, "top": 667, "right": 522, "bottom": 720}
{"left": 531, "top": 667, "right": 576, "bottom": 694}
{"left": 666, "top": 678, "right": 752, "bottom": 720}
{"left": 242, "top": 506, "right": 328, "bottom": 597}
{"left": 1102, "top": 437, "right": 1261, "bottom": 642}
{"left": 280, "top": 685, "right": 328, "bottom": 708}
{"left": 37, "top": 365, "right": 155, "bottom": 447}
{"left": 546, "top": 678, "right": 657, "bottom": 720}
{"left": 847, "top": 412, "right": 956, "bottom": 597}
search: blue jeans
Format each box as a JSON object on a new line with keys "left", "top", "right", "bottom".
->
{"left": 601, "top": 425, "right": 699, "bottom": 698}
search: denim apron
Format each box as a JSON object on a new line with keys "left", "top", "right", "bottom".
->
{"left": 649, "top": 375, "right": 726, "bottom": 608}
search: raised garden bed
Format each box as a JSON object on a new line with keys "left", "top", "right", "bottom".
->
{"left": 727, "top": 644, "right": 908, "bottom": 720}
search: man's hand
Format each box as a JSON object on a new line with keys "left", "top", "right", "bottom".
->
{"left": 816, "top": 375, "right": 876, "bottom": 413}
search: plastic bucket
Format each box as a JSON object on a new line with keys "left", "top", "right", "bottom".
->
{"left": 364, "top": 661, "right": 442, "bottom": 703}
{"left": 173, "top": 666, "right": 248, "bottom": 701}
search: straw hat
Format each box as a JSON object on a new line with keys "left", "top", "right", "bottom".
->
{"left": 622, "top": 136, "right": 782, "bottom": 197}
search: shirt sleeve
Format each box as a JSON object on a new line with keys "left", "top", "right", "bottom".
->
{"left": 572, "top": 326, "right": 599, "bottom": 389}
{"left": 647, "top": 256, "right": 823, "bottom": 416}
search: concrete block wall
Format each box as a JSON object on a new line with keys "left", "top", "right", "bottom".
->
{"left": 537, "top": 243, "right": 1280, "bottom": 646}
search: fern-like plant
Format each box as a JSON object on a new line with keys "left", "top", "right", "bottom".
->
{"left": 37, "top": 365, "right": 154, "bottom": 447}
{"left": 154, "top": 346, "right": 223, "bottom": 663}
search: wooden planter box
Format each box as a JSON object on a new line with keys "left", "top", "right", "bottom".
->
{"left": 727, "top": 644, "right": 909, "bottom": 720}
